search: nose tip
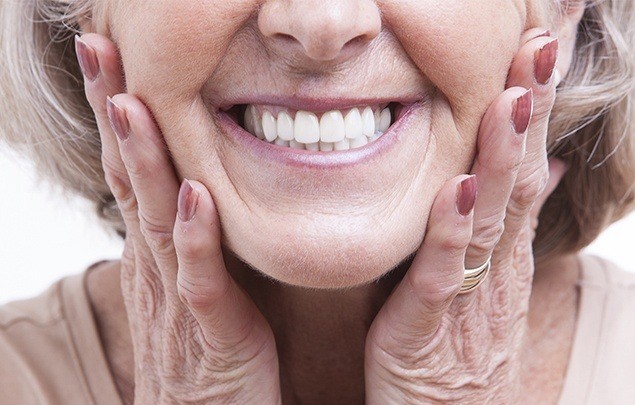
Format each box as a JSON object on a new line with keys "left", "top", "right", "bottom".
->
{"left": 258, "top": 0, "right": 381, "bottom": 62}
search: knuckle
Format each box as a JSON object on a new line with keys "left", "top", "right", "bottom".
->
{"left": 435, "top": 229, "right": 471, "bottom": 253}
{"left": 122, "top": 150, "right": 165, "bottom": 182}
{"left": 511, "top": 167, "right": 549, "bottom": 208}
{"left": 470, "top": 219, "right": 506, "bottom": 256}
{"left": 101, "top": 153, "right": 126, "bottom": 180}
{"left": 135, "top": 269, "right": 164, "bottom": 318}
{"left": 139, "top": 213, "right": 175, "bottom": 257}
{"left": 178, "top": 273, "right": 231, "bottom": 310}
{"left": 104, "top": 171, "right": 137, "bottom": 213}
{"left": 407, "top": 269, "right": 461, "bottom": 309}
{"left": 123, "top": 155, "right": 152, "bottom": 180}
{"left": 176, "top": 232, "right": 210, "bottom": 262}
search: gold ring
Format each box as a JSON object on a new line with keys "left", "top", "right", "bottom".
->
{"left": 458, "top": 257, "right": 491, "bottom": 294}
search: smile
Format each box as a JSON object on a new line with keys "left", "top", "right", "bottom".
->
{"left": 215, "top": 96, "right": 426, "bottom": 168}
{"left": 223, "top": 102, "right": 411, "bottom": 152}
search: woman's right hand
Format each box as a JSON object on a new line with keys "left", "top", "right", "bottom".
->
{"left": 75, "top": 34, "right": 281, "bottom": 404}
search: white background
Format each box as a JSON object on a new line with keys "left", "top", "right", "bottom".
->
{"left": 1, "top": 146, "right": 634, "bottom": 304}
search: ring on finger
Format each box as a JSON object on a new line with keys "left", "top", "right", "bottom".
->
{"left": 459, "top": 257, "right": 491, "bottom": 294}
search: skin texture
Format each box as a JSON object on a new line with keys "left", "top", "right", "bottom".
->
{"left": 98, "top": 0, "right": 540, "bottom": 287}
{"left": 76, "top": 0, "right": 586, "bottom": 403}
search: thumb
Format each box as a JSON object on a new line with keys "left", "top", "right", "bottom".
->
{"left": 173, "top": 179, "right": 271, "bottom": 348}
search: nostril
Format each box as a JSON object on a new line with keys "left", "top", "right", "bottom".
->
{"left": 275, "top": 33, "right": 298, "bottom": 45}
{"left": 343, "top": 34, "right": 368, "bottom": 51}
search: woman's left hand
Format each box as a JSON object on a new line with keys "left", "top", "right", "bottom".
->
{"left": 365, "top": 29, "right": 566, "bottom": 403}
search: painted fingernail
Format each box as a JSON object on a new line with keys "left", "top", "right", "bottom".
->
{"left": 456, "top": 175, "right": 478, "bottom": 217}
{"left": 512, "top": 89, "right": 534, "bottom": 134}
{"left": 106, "top": 97, "right": 130, "bottom": 141}
{"left": 74, "top": 35, "right": 99, "bottom": 82}
{"left": 534, "top": 38, "right": 559, "bottom": 85}
{"left": 178, "top": 179, "right": 199, "bottom": 222}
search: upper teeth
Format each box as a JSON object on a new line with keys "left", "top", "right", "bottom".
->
{"left": 243, "top": 105, "right": 392, "bottom": 151}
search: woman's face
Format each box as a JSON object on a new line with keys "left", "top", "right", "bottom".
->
{"left": 104, "top": 0, "right": 553, "bottom": 288}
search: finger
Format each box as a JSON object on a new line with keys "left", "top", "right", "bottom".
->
{"left": 108, "top": 94, "right": 181, "bottom": 294}
{"left": 75, "top": 35, "right": 158, "bottom": 305}
{"left": 507, "top": 36, "right": 558, "bottom": 169}
{"left": 463, "top": 87, "right": 531, "bottom": 269}
{"left": 75, "top": 35, "right": 129, "bottom": 198}
{"left": 368, "top": 175, "right": 475, "bottom": 352}
{"left": 173, "top": 180, "right": 272, "bottom": 351}
{"left": 500, "top": 37, "right": 559, "bottom": 252}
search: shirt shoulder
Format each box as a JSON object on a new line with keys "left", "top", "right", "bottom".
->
{"left": 559, "top": 254, "right": 635, "bottom": 404}
{"left": 0, "top": 269, "right": 121, "bottom": 405}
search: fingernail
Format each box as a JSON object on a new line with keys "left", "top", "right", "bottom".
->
{"left": 456, "top": 175, "right": 478, "bottom": 217}
{"left": 178, "top": 179, "right": 199, "bottom": 222}
{"left": 74, "top": 35, "right": 100, "bottom": 82}
{"left": 534, "top": 38, "right": 559, "bottom": 85}
{"left": 106, "top": 97, "right": 130, "bottom": 141}
{"left": 512, "top": 89, "right": 534, "bottom": 134}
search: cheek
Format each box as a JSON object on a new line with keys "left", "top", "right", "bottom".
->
{"left": 382, "top": 0, "right": 523, "bottom": 137}
{"left": 113, "top": 0, "right": 257, "bottom": 106}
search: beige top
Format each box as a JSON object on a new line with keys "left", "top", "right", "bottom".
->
{"left": 1, "top": 255, "right": 634, "bottom": 405}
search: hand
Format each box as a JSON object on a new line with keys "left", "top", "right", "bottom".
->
{"left": 75, "top": 34, "right": 281, "bottom": 404}
{"left": 365, "top": 29, "right": 566, "bottom": 403}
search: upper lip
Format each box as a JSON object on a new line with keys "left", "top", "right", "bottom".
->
{"left": 218, "top": 95, "right": 422, "bottom": 113}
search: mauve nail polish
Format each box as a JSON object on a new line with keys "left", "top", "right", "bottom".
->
{"left": 534, "top": 39, "right": 559, "bottom": 85}
{"left": 178, "top": 180, "right": 199, "bottom": 222}
{"left": 456, "top": 176, "right": 478, "bottom": 217}
{"left": 512, "top": 89, "right": 533, "bottom": 134}
{"left": 74, "top": 35, "right": 100, "bottom": 81}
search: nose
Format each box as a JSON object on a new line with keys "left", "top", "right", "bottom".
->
{"left": 258, "top": 0, "right": 381, "bottom": 62}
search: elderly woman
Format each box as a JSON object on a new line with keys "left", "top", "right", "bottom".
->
{"left": 1, "top": 0, "right": 634, "bottom": 403}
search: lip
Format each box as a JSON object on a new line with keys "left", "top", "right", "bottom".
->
{"left": 218, "top": 95, "right": 422, "bottom": 113}
{"left": 216, "top": 100, "right": 422, "bottom": 169}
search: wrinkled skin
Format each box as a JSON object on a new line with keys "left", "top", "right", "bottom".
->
{"left": 77, "top": 0, "right": 585, "bottom": 403}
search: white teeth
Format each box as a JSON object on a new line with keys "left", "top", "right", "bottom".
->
{"left": 349, "top": 136, "right": 368, "bottom": 149}
{"left": 241, "top": 104, "right": 394, "bottom": 151}
{"left": 319, "top": 141, "right": 334, "bottom": 152}
{"left": 289, "top": 139, "right": 305, "bottom": 150}
{"left": 245, "top": 106, "right": 265, "bottom": 140}
{"left": 262, "top": 110, "right": 277, "bottom": 142}
{"left": 320, "top": 110, "right": 346, "bottom": 143}
{"left": 277, "top": 111, "right": 295, "bottom": 141}
{"left": 379, "top": 108, "right": 391, "bottom": 132}
{"left": 305, "top": 142, "right": 320, "bottom": 151}
{"left": 334, "top": 138, "right": 350, "bottom": 151}
{"left": 294, "top": 111, "right": 320, "bottom": 144}
{"left": 274, "top": 138, "right": 290, "bottom": 147}
{"left": 361, "top": 107, "right": 375, "bottom": 137}
{"left": 244, "top": 106, "right": 255, "bottom": 135}
{"left": 344, "top": 108, "right": 363, "bottom": 140}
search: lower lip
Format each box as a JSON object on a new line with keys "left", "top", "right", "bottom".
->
{"left": 216, "top": 102, "right": 421, "bottom": 169}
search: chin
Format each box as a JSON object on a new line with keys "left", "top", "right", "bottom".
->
{"left": 224, "top": 212, "right": 426, "bottom": 289}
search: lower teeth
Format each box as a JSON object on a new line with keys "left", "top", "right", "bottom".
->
{"left": 262, "top": 131, "right": 385, "bottom": 151}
